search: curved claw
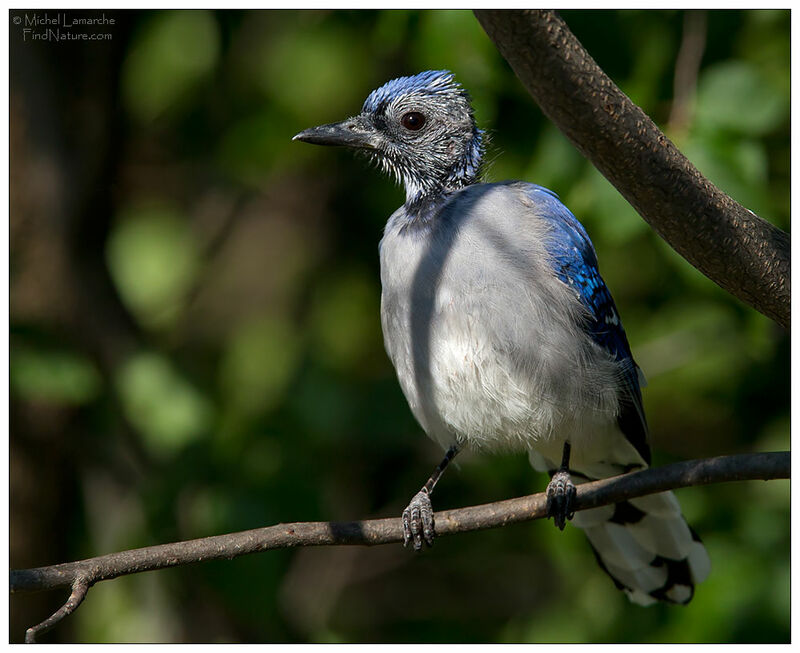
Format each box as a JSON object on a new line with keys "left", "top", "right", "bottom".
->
{"left": 546, "top": 469, "right": 576, "bottom": 531}
{"left": 402, "top": 488, "right": 435, "bottom": 550}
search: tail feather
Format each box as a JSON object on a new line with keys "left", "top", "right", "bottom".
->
{"left": 627, "top": 513, "right": 693, "bottom": 559}
{"left": 530, "top": 448, "right": 710, "bottom": 605}
{"left": 628, "top": 491, "right": 681, "bottom": 517}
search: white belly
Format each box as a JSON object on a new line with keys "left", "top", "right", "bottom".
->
{"left": 379, "top": 201, "right": 622, "bottom": 456}
{"left": 382, "top": 283, "right": 619, "bottom": 454}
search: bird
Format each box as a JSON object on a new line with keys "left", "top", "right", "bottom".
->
{"left": 293, "top": 70, "right": 710, "bottom": 606}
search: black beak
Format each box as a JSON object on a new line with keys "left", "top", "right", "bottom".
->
{"left": 292, "top": 115, "right": 379, "bottom": 149}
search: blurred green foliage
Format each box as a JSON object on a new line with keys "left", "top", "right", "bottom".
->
{"left": 116, "top": 352, "right": 214, "bottom": 459}
{"left": 122, "top": 11, "right": 221, "bottom": 123}
{"left": 11, "top": 347, "right": 102, "bottom": 405}
{"left": 106, "top": 204, "right": 202, "bottom": 329}
{"left": 10, "top": 9, "right": 789, "bottom": 643}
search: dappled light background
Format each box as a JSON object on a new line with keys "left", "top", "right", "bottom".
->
{"left": 10, "top": 9, "right": 789, "bottom": 643}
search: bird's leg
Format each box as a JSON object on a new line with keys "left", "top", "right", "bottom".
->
{"left": 546, "top": 441, "right": 577, "bottom": 531}
{"left": 402, "top": 445, "right": 459, "bottom": 551}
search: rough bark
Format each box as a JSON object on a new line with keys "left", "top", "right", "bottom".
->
{"left": 474, "top": 9, "right": 790, "bottom": 329}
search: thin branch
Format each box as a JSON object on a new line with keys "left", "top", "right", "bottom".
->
{"left": 9, "top": 452, "right": 789, "bottom": 640}
{"left": 24, "top": 576, "right": 89, "bottom": 643}
{"left": 668, "top": 10, "right": 707, "bottom": 133}
{"left": 473, "top": 10, "right": 790, "bottom": 329}
{"left": 11, "top": 451, "right": 789, "bottom": 599}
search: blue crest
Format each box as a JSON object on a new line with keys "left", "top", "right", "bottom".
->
{"left": 363, "top": 70, "right": 463, "bottom": 113}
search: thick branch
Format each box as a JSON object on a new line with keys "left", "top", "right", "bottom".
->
{"left": 474, "top": 10, "right": 790, "bottom": 329}
{"left": 10, "top": 452, "right": 788, "bottom": 596}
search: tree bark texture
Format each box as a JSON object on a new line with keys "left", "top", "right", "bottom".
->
{"left": 474, "top": 10, "right": 790, "bottom": 329}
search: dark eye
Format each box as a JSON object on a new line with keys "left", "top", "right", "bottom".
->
{"left": 400, "top": 111, "right": 426, "bottom": 131}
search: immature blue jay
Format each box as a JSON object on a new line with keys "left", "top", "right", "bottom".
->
{"left": 294, "top": 70, "right": 710, "bottom": 605}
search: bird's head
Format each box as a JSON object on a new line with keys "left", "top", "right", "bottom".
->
{"left": 293, "top": 70, "right": 484, "bottom": 208}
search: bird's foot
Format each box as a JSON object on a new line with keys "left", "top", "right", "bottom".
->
{"left": 402, "top": 488, "right": 435, "bottom": 551}
{"left": 546, "top": 469, "right": 576, "bottom": 531}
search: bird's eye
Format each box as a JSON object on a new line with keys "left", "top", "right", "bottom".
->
{"left": 400, "top": 111, "right": 426, "bottom": 131}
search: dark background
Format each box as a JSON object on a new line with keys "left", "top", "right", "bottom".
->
{"left": 10, "top": 9, "right": 789, "bottom": 643}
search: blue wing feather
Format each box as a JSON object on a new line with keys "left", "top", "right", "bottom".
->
{"left": 524, "top": 184, "right": 650, "bottom": 464}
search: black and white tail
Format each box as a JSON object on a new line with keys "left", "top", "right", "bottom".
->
{"left": 530, "top": 451, "right": 710, "bottom": 605}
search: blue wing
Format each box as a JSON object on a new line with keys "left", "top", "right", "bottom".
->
{"left": 524, "top": 184, "right": 650, "bottom": 464}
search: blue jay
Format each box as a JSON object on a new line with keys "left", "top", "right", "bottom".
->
{"left": 294, "top": 70, "right": 710, "bottom": 605}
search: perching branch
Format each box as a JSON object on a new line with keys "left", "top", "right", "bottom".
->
{"left": 474, "top": 10, "right": 790, "bottom": 329}
{"left": 10, "top": 452, "right": 789, "bottom": 641}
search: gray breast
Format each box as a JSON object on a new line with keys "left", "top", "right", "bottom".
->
{"left": 379, "top": 183, "right": 621, "bottom": 452}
